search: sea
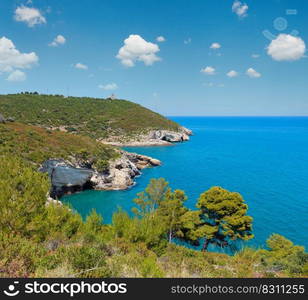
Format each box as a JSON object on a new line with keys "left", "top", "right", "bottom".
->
{"left": 62, "top": 117, "right": 308, "bottom": 251}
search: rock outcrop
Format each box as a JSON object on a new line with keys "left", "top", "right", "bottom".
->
{"left": 46, "top": 194, "right": 62, "bottom": 206}
{"left": 181, "top": 126, "right": 193, "bottom": 136}
{"left": 6, "top": 117, "right": 15, "bottom": 122}
{"left": 40, "top": 160, "right": 94, "bottom": 198}
{"left": 40, "top": 151, "right": 161, "bottom": 198}
{"left": 0, "top": 114, "right": 15, "bottom": 123}
{"left": 100, "top": 126, "right": 193, "bottom": 146}
{"left": 149, "top": 129, "right": 189, "bottom": 142}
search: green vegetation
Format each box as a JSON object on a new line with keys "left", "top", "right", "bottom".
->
{"left": 0, "top": 122, "right": 118, "bottom": 167}
{"left": 197, "top": 187, "right": 254, "bottom": 250}
{"left": 0, "top": 94, "right": 306, "bottom": 278}
{"left": 0, "top": 156, "right": 49, "bottom": 239}
{"left": 1, "top": 159, "right": 307, "bottom": 278}
{"left": 0, "top": 94, "right": 180, "bottom": 139}
{"left": 132, "top": 179, "right": 253, "bottom": 251}
{"left": 133, "top": 179, "right": 253, "bottom": 250}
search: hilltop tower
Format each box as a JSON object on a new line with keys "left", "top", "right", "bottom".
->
{"left": 108, "top": 93, "right": 116, "bottom": 100}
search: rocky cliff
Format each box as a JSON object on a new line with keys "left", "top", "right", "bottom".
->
{"left": 40, "top": 151, "right": 161, "bottom": 198}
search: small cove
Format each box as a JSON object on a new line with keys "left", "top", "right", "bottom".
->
{"left": 62, "top": 117, "right": 308, "bottom": 250}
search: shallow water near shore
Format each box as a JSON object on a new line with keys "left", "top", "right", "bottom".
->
{"left": 62, "top": 117, "right": 308, "bottom": 250}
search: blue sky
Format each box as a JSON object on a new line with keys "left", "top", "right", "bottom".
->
{"left": 0, "top": 0, "right": 307, "bottom": 116}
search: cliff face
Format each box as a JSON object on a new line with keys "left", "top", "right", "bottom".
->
{"left": 40, "top": 151, "right": 161, "bottom": 198}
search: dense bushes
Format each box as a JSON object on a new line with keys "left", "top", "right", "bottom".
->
{"left": 0, "top": 156, "right": 49, "bottom": 238}
{"left": 0, "top": 155, "right": 307, "bottom": 278}
{"left": 258, "top": 234, "right": 308, "bottom": 275}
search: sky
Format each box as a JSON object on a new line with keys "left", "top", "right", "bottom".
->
{"left": 0, "top": 0, "right": 308, "bottom": 116}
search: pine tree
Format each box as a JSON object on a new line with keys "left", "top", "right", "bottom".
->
{"left": 157, "top": 189, "right": 188, "bottom": 242}
{"left": 133, "top": 178, "right": 169, "bottom": 216}
{"left": 197, "top": 186, "right": 254, "bottom": 250}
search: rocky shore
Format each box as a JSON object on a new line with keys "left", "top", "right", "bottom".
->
{"left": 39, "top": 125, "right": 192, "bottom": 201}
{"left": 40, "top": 150, "right": 161, "bottom": 199}
{"left": 100, "top": 126, "right": 193, "bottom": 146}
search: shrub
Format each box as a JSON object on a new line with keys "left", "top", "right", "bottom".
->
{"left": 0, "top": 155, "right": 49, "bottom": 239}
{"left": 66, "top": 246, "right": 111, "bottom": 277}
{"left": 95, "top": 159, "right": 109, "bottom": 173}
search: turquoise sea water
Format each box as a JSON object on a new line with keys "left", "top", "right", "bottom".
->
{"left": 62, "top": 117, "right": 308, "bottom": 250}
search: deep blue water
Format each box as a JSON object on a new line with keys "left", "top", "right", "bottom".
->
{"left": 62, "top": 117, "right": 308, "bottom": 250}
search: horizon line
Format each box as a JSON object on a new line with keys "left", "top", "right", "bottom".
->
{"left": 165, "top": 115, "right": 308, "bottom": 117}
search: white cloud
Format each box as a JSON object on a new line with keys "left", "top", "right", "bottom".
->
{"left": 251, "top": 54, "right": 260, "bottom": 58}
{"left": 0, "top": 36, "right": 38, "bottom": 76}
{"left": 6, "top": 70, "right": 26, "bottom": 82}
{"left": 98, "top": 83, "right": 118, "bottom": 90}
{"left": 74, "top": 63, "right": 88, "bottom": 70}
{"left": 226, "top": 70, "right": 238, "bottom": 77}
{"left": 14, "top": 5, "right": 46, "bottom": 27}
{"left": 267, "top": 34, "right": 306, "bottom": 61}
{"left": 201, "top": 66, "right": 216, "bottom": 75}
{"left": 210, "top": 42, "right": 221, "bottom": 49}
{"left": 156, "top": 36, "right": 166, "bottom": 42}
{"left": 49, "top": 35, "right": 66, "bottom": 47}
{"left": 116, "top": 34, "right": 161, "bottom": 67}
{"left": 232, "top": 1, "right": 248, "bottom": 18}
{"left": 246, "top": 68, "right": 261, "bottom": 78}
{"left": 184, "top": 38, "right": 192, "bottom": 44}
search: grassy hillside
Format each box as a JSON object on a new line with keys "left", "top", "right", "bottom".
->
{"left": 0, "top": 122, "right": 118, "bottom": 167}
{"left": 1, "top": 155, "right": 307, "bottom": 278}
{"left": 0, "top": 94, "right": 180, "bottom": 139}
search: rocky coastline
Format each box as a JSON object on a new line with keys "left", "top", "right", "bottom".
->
{"left": 40, "top": 150, "right": 161, "bottom": 200}
{"left": 99, "top": 126, "right": 193, "bottom": 147}
{"left": 39, "top": 126, "right": 192, "bottom": 201}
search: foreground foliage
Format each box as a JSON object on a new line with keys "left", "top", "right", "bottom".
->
{"left": 0, "top": 94, "right": 180, "bottom": 139}
{"left": 0, "top": 156, "right": 307, "bottom": 278}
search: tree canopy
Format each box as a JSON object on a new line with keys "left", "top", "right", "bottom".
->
{"left": 197, "top": 186, "right": 254, "bottom": 250}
